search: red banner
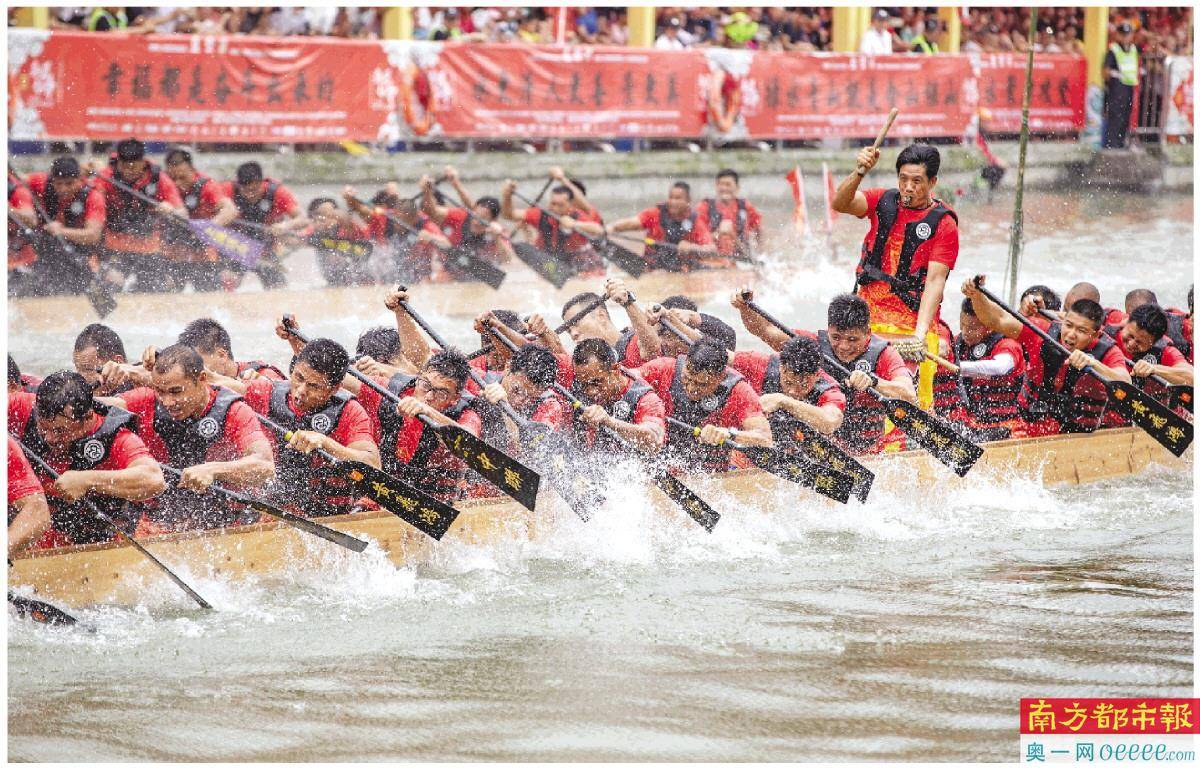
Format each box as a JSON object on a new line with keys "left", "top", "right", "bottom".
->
{"left": 8, "top": 31, "right": 1088, "bottom": 143}
{"left": 976, "top": 53, "right": 1087, "bottom": 133}
{"left": 739, "top": 53, "right": 976, "bottom": 139}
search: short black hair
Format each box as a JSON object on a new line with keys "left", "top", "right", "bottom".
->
{"left": 779, "top": 335, "right": 821, "bottom": 376}
{"left": 562, "top": 291, "right": 608, "bottom": 322}
{"left": 425, "top": 350, "right": 471, "bottom": 390}
{"left": 510, "top": 344, "right": 558, "bottom": 390}
{"left": 74, "top": 324, "right": 126, "bottom": 360}
{"left": 699, "top": 313, "right": 737, "bottom": 351}
{"left": 491, "top": 309, "right": 528, "bottom": 334}
{"left": 8, "top": 354, "right": 23, "bottom": 387}
{"left": 1128, "top": 303, "right": 1168, "bottom": 341}
{"left": 371, "top": 190, "right": 401, "bottom": 208}
{"left": 355, "top": 327, "right": 402, "bottom": 363}
{"left": 295, "top": 338, "right": 350, "bottom": 387}
{"left": 307, "top": 197, "right": 337, "bottom": 217}
{"left": 35, "top": 371, "right": 94, "bottom": 420}
{"left": 50, "top": 156, "right": 81, "bottom": 179}
{"left": 660, "top": 295, "right": 698, "bottom": 312}
{"left": 895, "top": 143, "right": 941, "bottom": 179}
{"left": 550, "top": 185, "right": 574, "bottom": 200}
{"left": 1020, "top": 284, "right": 1062, "bottom": 311}
{"left": 827, "top": 293, "right": 871, "bottom": 331}
{"left": 716, "top": 168, "right": 739, "bottom": 185}
{"left": 178, "top": 318, "right": 233, "bottom": 356}
{"left": 961, "top": 297, "right": 977, "bottom": 316}
{"left": 116, "top": 137, "right": 145, "bottom": 161}
{"left": 671, "top": 181, "right": 691, "bottom": 199}
{"left": 164, "top": 147, "right": 193, "bottom": 167}
{"left": 1124, "top": 288, "right": 1158, "bottom": 313}
{"left": 153, "top": 344, "right": 205, "bottom": 379}
{"left": 572, "top": 337, "right": 617, "bottom": 367}
{"left": 236, "top": 162, "right": 263, "bottom": 186}
{"left": 568, "top": 177, "right": 587, "bottom": 196}
{"left": 476, "top": 196, "right": 501, "bottom": 220}
{"left": 1067, "top": 299, "right": 1104, "bottom": 330}
{"left": 685, "top": 339, "right": 728, "bottom": 375}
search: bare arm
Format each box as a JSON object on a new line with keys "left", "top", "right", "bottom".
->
{"left": 385, "top": 288, "right": 432, "bottom": 367}
{"left": 731, "top": 289, "right": 793, "bottom": 351}
{"left": 831, "top": 146, "right": 878, "bottom": 217}
{"left": 961, "top": 276, "right": 1024, "bottom": 340}
{"left": 762, "top": 393, "right": 844, "bottom": 435}
{"left": 212, "top": 196, "right": 238, "bottom": 227}
{"left": 874, "top": 371, "right": 918, "bottom": 404}
{"left": 7, "top": 491, "right": 51, "bottom": 558}
{"left": 606, "top": 216, "right": 643, "bottom": 233}
{"left": 443, "top": 167, "right": 475, "bottom": 209}
{"left": 914, "top": 262, "right": 950, "bottom": 339}
{"left": 731, "top": 412, "right": 773, "bottom": 448}
{"left": 500, "top": 180, "right": 526, "bottom": 222}
{"left": 55, "top": 455, "right": 166, "bottom": 502}
{"left": 183, "top": 438, "right": 275, "bottom": 489}
{"left": 606, "top": 279, "right": 661, "bottom": 361}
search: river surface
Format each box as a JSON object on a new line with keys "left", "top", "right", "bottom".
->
{"left": 6, "top": 177, "right": 1195, "bottom": 761}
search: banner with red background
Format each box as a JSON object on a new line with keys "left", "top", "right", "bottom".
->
{"left": 8, "top": 30, "right": 1088, "bottom": 143}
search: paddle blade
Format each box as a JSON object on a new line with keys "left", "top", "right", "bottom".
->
{"left": 443, "top": 247, "right": 506, "bottom": 289}
{"left": 598, "top": 240, "right": 647, "bottom": 278}
{"left": 8, "top": 591, "right": 77, "bottom": 627}
{"left": 308, "top": 235, "right": 374, "bottom": 260}
{"left": 739, "top": 445, "right": 854, "bottom": 504}
{"left": 189, "top": 218, "right": 266, "bottom": 268}
{"left": 342, "top": 462, "right": 460, "bottom": 540}
{"left": 652, "top": 471, "right": 720, "bottom": 532}
{"left": 512, "top": 243, "right": 573, "bottom": 289}
{"left": 527, "top": 430, "right": 605, "bottom": 521}
{"left": 85, "top": 279, "right": 117, "bottom": 319}
{"left": 248, "top": 501, "right": 368, "bottom": 553}
{"left": 777, "top": 422, "right": 875, "bottom": 502}
{"left": 1106, "top": 380, "right": 1194, "bottom": 457}
{"left": 433, "top": 423, "right": 540, "bottom": 511}
{"left": 885, "top": 400, "right": 984, "bottom": 476}
{"left": 1169, "top": 386, "right": 1194, "bottom": 414}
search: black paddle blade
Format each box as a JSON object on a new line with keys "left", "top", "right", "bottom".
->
{"left": 528, "top": 431, "right": 605, "bottom": 521}
{"left": 1106, "top": 381, "right": 1194, "bottom": 458}
{"left": 786, "top": 431, "right": 874, "bottom": 502}
{"left": 342, "top": 462, "right": 459, "bottom": 540}
{"left": 738, "top": 445, "right": 854, "bottom": 504}
{"left": 885, "top": 400, "right": 984, "bottom": 476}
{"left": 8, "top": 591, "right": 78, "bottom": 627}
{"left": 85, "top": 279, "right": 117, "bottom": 319}
{"left": 1169, "top": 386, "right": 1194, "bottom": 414}
{"left": 652, "top": 472, "right": 720, "bottom": 532}
{"left": 433, "top": 423, "right": 541, "bottom": 512}
{"left": 512, "top": 243, "right": 574, "bottom": 289}
{"left": 598, "top": 240, "right": 647, "bottom": 278}
{"left": 247, "top": 501, "right": 369, "bottom": 553}
{"left": 444, "top": 247, "right": 506, "bottom": 289}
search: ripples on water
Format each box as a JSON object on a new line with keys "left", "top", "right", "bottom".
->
{"left": 8, "top": 459, "right": 1192, "bottom": 762}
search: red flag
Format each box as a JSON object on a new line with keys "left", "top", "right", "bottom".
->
{"left": 821, "top": 161, "right": 837, "bottom": 233}
{"left": 784, "top": 166, "right": 809, "bottom": 235}
{"left": 975, "top": 129, "right": 1002, "bottom": 167}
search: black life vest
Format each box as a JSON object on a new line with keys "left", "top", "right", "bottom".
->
{"left": 1126, "top": 335, "right": 1174, "bottom": 396}
{"left": 570, "top": 377, "right": 655, "bottom": 454}
{"left": 954, "top": 332, "right": 1023, "bottom": 424}
{"left": 613, "top": 328, "right": 636, "bottom": 364}
{"left": 1164, "top": 311, "right": 1192, "bottom": 361}
{"left": 232, "top": 179, "right": 280, "bottom": 224}
{"left": 41, "top": 181, "right": 92, "bottom": 230}
{"left": 265, "top": 380, "right": 353, "bottom": 516}
{"left": 665, "top": 355, "right": 745, "bottom": 469}
{"left": 1018, "top": 323, "right": 1115, "bottom": 433}
{"left": 105, "top": 161, "right": 163, "bottom": 235}
{"left": 21, "top": 404, "right": 140, "bottom": 545}
{"left": 179, "top": 174, "right": 212, "bottom": 217}
{"left": 237, "top": 360, "right": 287, "bottom": 381}
{"left": 647, "top": 204, "right": 699, "bottom": 269}
{"left": 853, "top": 189, "right": 958, "bottom": 312}
{"left": 377, "top": 373, "right": 476, "bottom": 501}
{"left": 818, "top": 330, "right": 891, "bottom": 455}
{"left": 760, "top": 354, "right": 837, "bottom": 406}
{"left": 143, "top": 387, "right": 247, "bottom": 530}
{"left": 702, "top": 196, "right": 748, "bottom": 240}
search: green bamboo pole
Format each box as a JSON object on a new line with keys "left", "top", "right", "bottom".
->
{"left": 1006, "top": 7, "right": 1038, "bottom": 306}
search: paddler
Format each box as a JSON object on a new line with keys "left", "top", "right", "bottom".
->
{"left": 480, "top": 343, "right": 571, "bottom": 451}
{"left": 500, "top": 178, "right": 606, "bottom": 277}
{"left": 537, "top": 279, "right": 661, "bottom": 366}
{"left": 418, "top": 168, "right": 514, "bottom": 281}
{"left": 729, "top": 334, "right": 847, "bottom": 437}
{"left": 8, "top": 371, "right": 165, "bottom": 548}
{"left": 178, "top": 317, "right": 286, "bottom": 383}
{"left": 950, "top": 298, "right": 1028, "bottom": 440}
{"left": 734, "top": 290, "right": 916, "bottom": 455}
{"left": 568, "top": 338, "right": 666, "bottom": 454}
{"left": 223, "top": 161, "right": 305, "bottom": 289}
{"left": 97, "top": 343, "right": 275, "bottom": 533}
{"left": 73, "top": 323, "right": 133, "bottom": 396}
{"left": 162, "top": 147, "right": 238, "bottom": 291}
{"left": 607, "top": 181, "right": 718, "bottom": 271}
{"left": 13, "top": 157, "right": 106, "bottom": 296}
{"left": 694, "top": 168, "right": 763, "bottom": 264}
{"left": 832, "top": 142, "right": 959, "bottom": 363}
{"left": 1105, "top": 303, "right": 1194, "bottom": 424}
{"left": 7, "top": 436, "right": 52, "bottom": 558}
{"left": 344, "top": 185, "right": 450, "bottom": 285}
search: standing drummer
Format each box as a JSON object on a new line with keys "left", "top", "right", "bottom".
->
{"left": 831, "top": 142, "right": 959, "bottom": 365}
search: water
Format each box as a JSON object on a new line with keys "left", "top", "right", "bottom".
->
{"left": 6, "top": 179, "right": 1194, "bottom": 761}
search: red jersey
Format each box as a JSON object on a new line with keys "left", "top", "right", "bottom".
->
{"left": 221, "top": 179, "right": 300, "bottom": 226}
{"left": 176, "top": 173, "right": 228, "bottom": 220}
{"left": 236, "top": 360, "right": 286, "bottom": 382}
{"left": 729, "top": 350, "right": 847, "bottom": 412}
{"left": 694, "top": 197, "right": 762, "bottom": 258}
{"left": 25, "top": 172, "right": 107, "bottom": 226}
{"left": 7, "top": 177, "right": 36, "bottom": 268}
{"left": 857, "top": 188, "right": 959, "bottom": 331}
{"left": 636, "top": 205, "right": 715, "bottom": 270}
{"left": 1016, "top": 324, "right": 1127, "bottom": 434}
{"left": 635, "top": 356, "right": 764, "bottom": 431}
{"left": 574, "top": 376, "right": 667, "bottom": 449}
{"left": 242, "top": 378, "right": 375, "bottom": 452}
{"left": 7, "top": 436, "right": 44, "bottom": 504}
{"left": 119, "top": 386, "right": 268, "bottom": 465}
{"left": 95, "top": 164, "right": 183, "bottom": 254}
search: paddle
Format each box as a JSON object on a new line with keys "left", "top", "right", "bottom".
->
{"left": 11, "top": 435, "right": 212, "bottom": 610}
{"left": 10, "top": 175, "right": 117, "bottom": 318}
{"left": 94, "top": 172, "right": 267, "bottom": 269}
{"left": 650, "top": 304, "right": 700, "bottom": 347}
{"left": 512, "top": 188, "right": 648, "bottom": 279}
{"left": 1036, "top": 308, "right": 1193, "bottom": 414}
{"left": 768, "top": 414, "right": 875, "bottom": 502}
{"left": 7, "top": 590, "right": 79, "bottom": 627}
{"left": 282, "top": 317, "right": 541, "bottom": 513}
{"left": 858, "top": 107, "right": 901, "bottom": 175}
{"left": 740, "top": 293, "right": 984, "bottom": 476}
{"left": 252, "top": 411, "right": 459, "bottom": 540}
{"left": 505, "top": 176, "right": 555, "bottom": 239}
{"left": 158, "top": 465, "right": 369, "bottom": 552}
{"left": 607, "top": 231, "right": 755, "bottom": 270}
{"left": 349, "top": 194, "right": 506, "bottom": 289}
{"left": 548, "top": 381, "right": 722, "bottom": 532}
{"left": 978, "top": 281, "right": 1193, "bottom": 457}
{"left": 663, "top": 416, "right": 853, "bottom": 504}
{"left": 555, "top": 293, "right": 610, "bottom": 335}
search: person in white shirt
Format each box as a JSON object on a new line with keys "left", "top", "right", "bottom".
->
{"left": 860, "top": 10, "right": 895, "bottom": 54}
{"left": 655, "top": 17, "right": 687, "bottom": 50}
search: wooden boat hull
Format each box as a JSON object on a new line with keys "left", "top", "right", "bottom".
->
{"left": 9, "top": 428, "right": 1189, "bottom": 609}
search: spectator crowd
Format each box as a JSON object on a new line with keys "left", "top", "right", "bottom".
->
{"left": 16, "top": 6, "right": 1192, "bottom": 56}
